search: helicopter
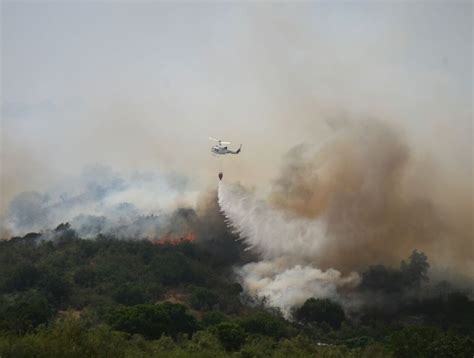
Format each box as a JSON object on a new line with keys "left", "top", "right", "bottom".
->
{"left": 209, "top": 137, "right": 242, "bottom": 155}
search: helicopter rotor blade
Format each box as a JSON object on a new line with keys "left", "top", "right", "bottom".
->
{"left": 209, "top": 137, "right": 231, "bottom": 145}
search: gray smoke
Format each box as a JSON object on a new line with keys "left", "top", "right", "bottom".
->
{"left": 2, "top": 165, "right": 198, "bottom": 239}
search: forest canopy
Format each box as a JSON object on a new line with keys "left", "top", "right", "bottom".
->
{"left": 0, "top": 231, "right": 473, "bottom": 358}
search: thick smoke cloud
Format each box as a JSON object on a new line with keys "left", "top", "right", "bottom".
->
{"left": 218, "top": 119, "right": 473, "bottom": 317}
{"left": 3, "top": 2, "right": 471, "bottom": 218}
{"left": 269, "top": 119, "right": 472, "bottom": 273}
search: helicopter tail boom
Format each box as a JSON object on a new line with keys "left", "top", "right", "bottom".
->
{"left": 229, "top": 145, "right": 242, "bottom": 154}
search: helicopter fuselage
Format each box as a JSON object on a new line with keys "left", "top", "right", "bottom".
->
{"left": 212, "top": 145, "right": 228, "bottom": 154}
{"left": 211, "top": 144, "right": 241, "bottom": 155}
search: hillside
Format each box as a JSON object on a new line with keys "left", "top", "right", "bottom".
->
{"left": 0, "top": 229, "right": 473, "bottom": 357}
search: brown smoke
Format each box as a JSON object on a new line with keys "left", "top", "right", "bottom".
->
{"left": 270, "top": 119, "right": 473, "bottom": 274}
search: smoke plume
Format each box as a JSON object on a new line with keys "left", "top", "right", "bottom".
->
{"left": 2, "top": 165, "right": 199, "bottom": 240}
{"left": 218, "top": 180, "right": 360, "bottom": 317}
{"left": 218, "top": 118, "right": 473, "bottom": 317}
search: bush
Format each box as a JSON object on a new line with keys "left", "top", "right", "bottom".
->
{"left": 359, "top": 265, "right": 404, "bottom": 293}
{"left": 186, "top": 330, "right": 223, "bottom": 353}
{"left": 3, "top": 264, "right": 40, "bottom": 292}
{"left": 1, "top": 290, "right": 52, "bottom": 334}
{"left": 112, "top": 284, "right": 148, "bottom": 306}
{"left": 73, "top": 267, "right": 97, "bottom": 287}
{"left": 214, "top": 322, "right": 246, "bottom": 351}
{"left": 240, "top": 335, "right": 276, "bottom": 358}
{"left": 294, "top": 298, "right": 346, "bottom": 329}
{"left": 189, "top": 287, "right": 218, "bottom": 311}
{"left": 151, "top": 252, "right": 189, "bottom": 285}
{"left": 389, "top": 326, "right": 474, "bottom": 358}
{"left": 37, "top": 273, "right": 71, "bottom": 305}
{"left": 108, "top": 302, "right": 198, "bottom": 339}
{"left": 202, "top": 311, "right": 228, "bottom": 327}
{"left": 0, "top": 315, "right": 146, "bottom": 358}
{"left": 239, "top": 311, "right": 292, "bottom": 339}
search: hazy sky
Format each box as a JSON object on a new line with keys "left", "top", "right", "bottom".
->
{"left": 1, "top": 1, "right": 472, "bottom": 214}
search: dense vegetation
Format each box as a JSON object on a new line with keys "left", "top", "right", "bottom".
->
{"left": 0, "top": 228, "right": 473, "bottom": 357}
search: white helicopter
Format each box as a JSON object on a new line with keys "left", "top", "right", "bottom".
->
{"left": 209, "top": 137, "right": 242, "bottom": 155}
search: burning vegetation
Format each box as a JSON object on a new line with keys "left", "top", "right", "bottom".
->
{"left": 0, "top": 194, "right": 473, "bottom": 357}
{"left": 0, "top": 119, "right": 473, "bottom": 357}
{"left": 152, "top": 232, "right": 198, "bottom": 246}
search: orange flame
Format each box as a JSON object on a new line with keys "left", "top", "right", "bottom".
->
{"left": 152, "top": 232, "right": 197, "bottom": 246}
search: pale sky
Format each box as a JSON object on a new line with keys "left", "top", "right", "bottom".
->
{"left": 1, "top": 1, "right": 472, "bottom": 214}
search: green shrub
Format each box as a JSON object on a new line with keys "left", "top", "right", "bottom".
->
{"left": 239, "top": 311, "right": 293, "bottom": 339}
{"left": 189, "top": 287, "right": 218, "bottom": 311}
{"left": 108, "top": 302, "right": 198, "bottom": 339}
{"left": 1, "top": 290, "right": 52, "bottom": 334}
{"left": 295, "top": 298, "right": 346, "bottom": 329}
{"left": 214, "top": 322, "right": 246, "bottom": 351}
{"left": 202, "top": 311, "right": 228, "bottom": 327}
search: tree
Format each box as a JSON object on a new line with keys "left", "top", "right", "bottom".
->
{"left": 3, "top": 263, "right": 40, "bottom": 292}
{"left": 239, "top": 311, "right": 292, "bottom": 339}
{"left": 359, "top": 264, "right": 404, "bottom": 293}
{"left": 108, "top": 303, "right": 197, "bottom": 339}
{"left": 187, "top": 330, "right": 223, "bottom": 353}
{"left": 400, "top": 250, "right": 429, "bottom": 289}
{"left": 112, "top": 284, "right": 148, "bottom": 306}
{"left": 151, "top": 252, "right": 195, "bottom": 285}
{"left": 202, "top": 311, "right": 228, "bottom": 327}
{"left": 294, "top": 298, "right": 346, "bottom": 329}
{"left": 38, "top": 273, "right": 71, "bottom": 305}
{"left": 214, "top": 322, "right": 246, "bottom": 351}
{"left": 360, "top": 250, "right": 430, "bottom": 293}
{"left": 73, "top": 267, "right": 97, "bottom": 287}
{"left": 189, "top": 287, "right": 218, "bottom": 311}
{"left": 1, "top": 290, "right": 51, "bottom": 334}
{"left": 389, "top": 325, "right": 474, "bottom": 358}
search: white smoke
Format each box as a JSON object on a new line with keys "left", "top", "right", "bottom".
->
{"left": 218, "top": 181, "right": 360, "bottom": 318}
{"left": 218, "top": 182, "right": 328, "bottom": 258}
{"left": 2, "top": 165, "right": 199, "bottom": 239}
